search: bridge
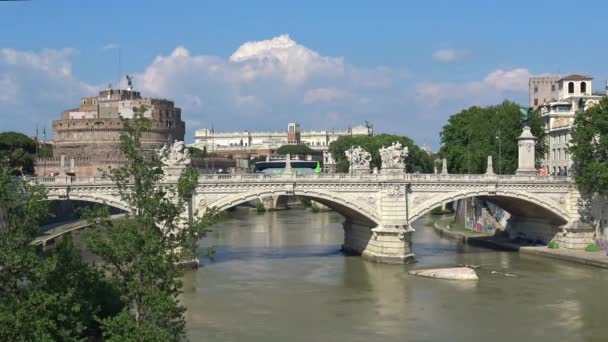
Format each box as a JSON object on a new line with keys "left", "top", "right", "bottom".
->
{"left": 33, "top": 171, "right": 593, "bottom": 264}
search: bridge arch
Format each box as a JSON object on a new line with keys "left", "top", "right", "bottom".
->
{"left": 46, "top": 193, "right": 131, "bottom": 213}
{"left": 198, "top": 189, "right": 381, "bottom": 227}
{"left": 409, "top": 189, "right": 570, "bottom": 226}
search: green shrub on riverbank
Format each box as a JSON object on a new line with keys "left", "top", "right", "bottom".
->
{"left": 548, "top": 241, "right": 559, "bottom": 249}
{"left": 585, "top": 244, "right": 599, "bottom": 252}
{"left": 256, "top": 201, "right": 267, "bottom": 213}
{"left": 311, "top": 203, "right": 320, "bottom": 213}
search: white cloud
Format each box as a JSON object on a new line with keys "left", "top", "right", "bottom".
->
{"left": 0, "top": 48, "right": 95, "bottom": 133}
{"left": 432, "top": 48, "right": 470, "bottom": 63}
{"left": 228, "top": 34, "right": 344, "bottom": 84}
{"left": 132, "top": 34, "right": 403, "bottom": 137}
{"left": 303, "top": 87, "right": 346, "bottom": 103}
{"left": 483, "top": 68, "right": 530, "bottom": 91}
{"left": 415, "top": 67, "right": 531, "bottom": 107}
{"left": 102, "top": 43, "right": 120, "bottom": 50}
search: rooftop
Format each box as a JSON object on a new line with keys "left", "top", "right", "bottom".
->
{"left": 559, "top": 74, "right": 593, "bottom": 81}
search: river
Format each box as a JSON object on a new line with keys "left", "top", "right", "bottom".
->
{"left": 182, "top": 208, "right": 608, "bottom": 342}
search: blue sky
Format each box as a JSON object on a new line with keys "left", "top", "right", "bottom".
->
{"left": 1, "top": 0, "right": 607, "bottom": 149}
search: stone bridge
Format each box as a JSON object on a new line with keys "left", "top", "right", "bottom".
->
{"left": 34, "top": 172, "right": 593, "bottom": 264}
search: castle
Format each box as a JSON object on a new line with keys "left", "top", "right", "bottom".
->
{"left": 37, "top": 80, "right": 185, "bottom": 176}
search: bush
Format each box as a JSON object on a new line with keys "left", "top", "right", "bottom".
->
{"left": 311, "top": 203, "right": 320, "bottom": 213}
{"left": 585, "top": 244, "right": 600, "bottom": 252}
{"left": 547, "top": 241, "right": 559, "bottom": 249}
{"left": 255, "top": 201, "right": 266, "bottom": 213}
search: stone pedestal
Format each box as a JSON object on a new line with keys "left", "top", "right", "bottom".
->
{"left": 516, "top": 126, "right": 537, "bottom": 175}
{"left": 485, "top": 155, "right": 495, "bottom": 175}
{"left": 552, "top": 222, "right": 596, "bottom": 249}
{"left": 380, "top": 168, "right": 405, "bottom": 175}
{"left": 441, "top": 158, "right": 448, "bottom": 175}
{"left": 342, "top": 222, "right": 415, "bottom": 264}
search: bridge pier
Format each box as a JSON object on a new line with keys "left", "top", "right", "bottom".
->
{"left": 342, "top": 221, "right": 415, "bottom": 264}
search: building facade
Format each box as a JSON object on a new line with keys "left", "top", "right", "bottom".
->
{"left": 537, "top": 74, "right": 605, "bottom": 175}
{"left": 39, "top": 84, "right": 186, "bottom": 176}
{"left": 192, "top": 123, "right": 372, "bottom": 158}
{"left": 529, "top": 76, "right": 560, "bottom": 108}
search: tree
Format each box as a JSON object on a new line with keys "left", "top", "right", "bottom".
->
{"left": 438, "top": 101, "right": 546, "bottom": 174}
{"left": 275, "top": 144, "right": 320, "bottom": 156}
{"left": 569, "top": 96, "right": 608, "bottom": 192}
{"left": 85, "top": 108, "right": 217, "bottom": 340}
{"left": 0, "top": 160, "right": 120, "bottom": 340}
{"left": 328, "top": 134, "right": 433, "bottom": 173}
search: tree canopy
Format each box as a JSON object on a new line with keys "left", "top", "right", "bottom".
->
{"left": 83, "top": 109, "right": 218, "bottom": 340}
{"left": 275, "top": 144, "right": 320, "bottom": 156}
{"left": 0, "top": 131, "right": 52, "bottom": 175}
{"left": 569, "top": 96, "right": 608, "bottom": 192}
{"left": 0, "top": 160, "right": 121, "bottom": 340}
{"left": 328, "top": 133, "right": 434, "bottom": 173}
{"left": 438, "top": 101, "right": 546, "bottom": 174}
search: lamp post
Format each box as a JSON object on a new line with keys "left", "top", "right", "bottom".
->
{"left": 496, "top": 128, "right": 502, "bottom": 175}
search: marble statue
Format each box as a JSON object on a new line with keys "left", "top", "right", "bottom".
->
{"left": 379, "top": 142, "right": 408, "bottom": 170}
{"left": 345, "top": 146, "right": 371, "bottom": 170}
{"left": 159, "top": 141, "right": 191, "bottom": 167}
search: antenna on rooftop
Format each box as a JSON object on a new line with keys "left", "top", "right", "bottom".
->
{"left": 117, "top": 46, "right": 122, "bottom": 91}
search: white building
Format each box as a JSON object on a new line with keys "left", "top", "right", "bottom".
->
{"left": 538, "top": 74, "right": 605, "bottom": 175}
{"left": 192, "top": 123, "right": 372, "bottom": 153}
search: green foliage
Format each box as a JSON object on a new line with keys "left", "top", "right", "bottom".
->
{"left": 0, "top": 131, "right": 52, "bottom": 175}
{"left": 0, "top": 162, "right": 120, "bottom": 340}
{"left": 188, "top": 146, "right": 207, "bottom": 159}
{"left": 585, "top": 244, "right": 600, "bottom": 252}
{"left": 188, "top": 146, "right": 217, "bottom": 159}
{"left": 256, "top": 201, "right": 267, "bottom": 213}
{"left": 84, "top": 107, "right": 218, "bottom": 340}
{"left": 547, "top": 241, "right": 559, "bottom": 249}
{"left": 569, "top": 96, "right": 608, "bottom": 192}
{"left": 310, "top": 203, "right": 320, "bottom": 213}
{"left": 438, "top": 101, "right": 546, "bottom": 174}
{"left": 329, "top": 133, "right": 433, "bottom": 173}
{"left": 275, "top": 144, "right": 320, "bottom": 156}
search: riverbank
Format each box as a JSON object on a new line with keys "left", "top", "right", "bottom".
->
{"left": 430, "top": 215, "right": 608, "bottom": 269}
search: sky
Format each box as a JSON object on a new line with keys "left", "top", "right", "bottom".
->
{"left": 1, "top": 0, "right": 607, "bottom": 150}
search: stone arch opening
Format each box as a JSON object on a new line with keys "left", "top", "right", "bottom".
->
{"left": 580, "top": 81, "right": 587, "bottom": 93}
{"left": 200, "top": 190, "right": 386, "bottom": 262}
{"left": 568, "top": 81, "right": 575, "bottom": 94}
{"left": 206, "top": 190, "right": 379, "bottom": 228}
{"left": 411, "top": 193, "right": 568, "bottom": 226}
{"left": 410, "top": 192, "right": 569, "bottom": 245}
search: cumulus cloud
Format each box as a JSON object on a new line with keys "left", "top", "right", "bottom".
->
{"left": 133, "top": 34, "right": 402, "bottom": 136}
{"left": 432, "top": 48, "right": 470, "bottom": 63}
{"left": 2, "top": 35, "right": 534, "bottom": 151}
{"left": 415, "top": 68, "right": 531, "bottom": 107}
{"left": 303, "top": 87, "right": 346, "bottom": 103}
{"left": 0, "top": 48, "right": 95, "bottom": 133}
{"left": 228, "top": 34, "right": 344, "bottom": 84}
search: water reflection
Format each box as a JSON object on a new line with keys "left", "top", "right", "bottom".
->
{"left": 182, "top": 209, "right": 608, "bottom": 342}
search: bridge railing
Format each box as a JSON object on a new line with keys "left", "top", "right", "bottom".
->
{"left": 28, "top": 173, "right": 572, "bottom": 185}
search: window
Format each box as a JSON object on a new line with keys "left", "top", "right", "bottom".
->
{"left": 551, "top": 84, "right": 556, "bottom": 92}
{"left": 534, "top": 98, "right": 538, "bottom": 106}
{"left": 580, "top": 82, "right": 587, "bottom": 93}
{"left": 534, "top": 85, "right": 538, "bottom": 93}
{"left": 552, "top": 149, "right": 556, "bottom": 160}
{"left": 568, "top": 82, "right": 574, "bottom": 94}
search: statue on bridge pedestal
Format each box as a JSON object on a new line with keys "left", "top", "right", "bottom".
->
{"left": 345, "top": 146, "right": 371, "bottom": 173}
{"left": 159, "top": 141, "right": 191, "bottom": 177}
{"left": 159, "top": 141, "right": 191, "bottom": 167}
{"left": 379, "top": 142, "right": 408, "bottom": 173}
